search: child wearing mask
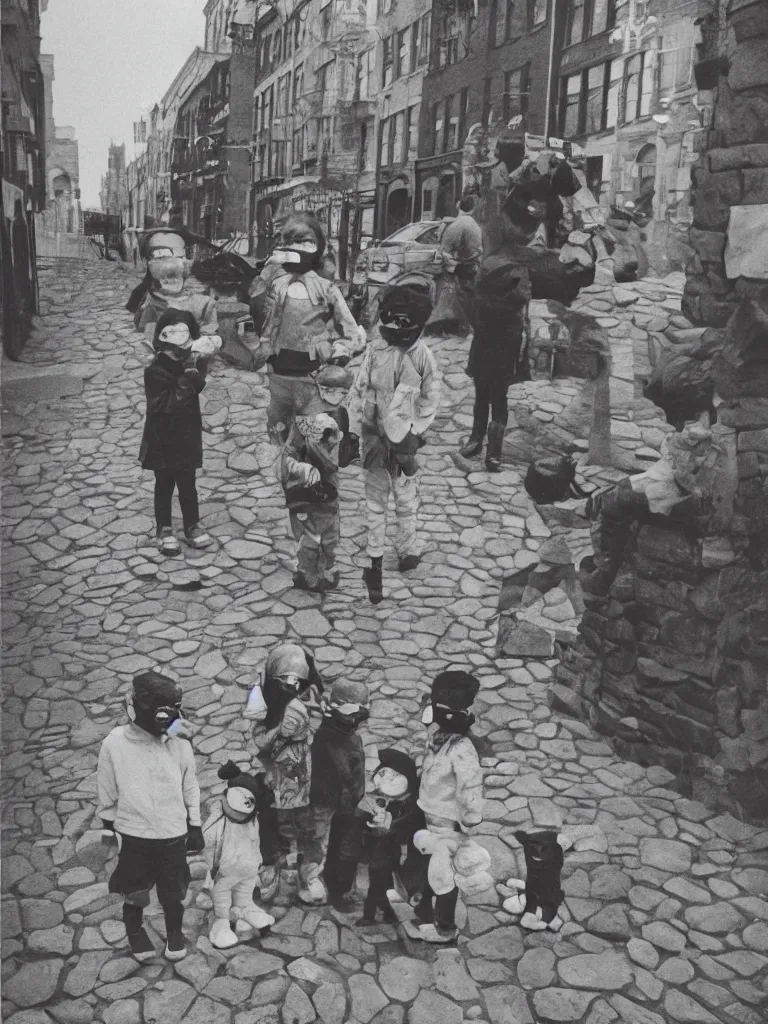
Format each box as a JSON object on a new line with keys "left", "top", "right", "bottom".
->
{"left": 408, "top": 670, "right": 484, "bottom": 944}
{"left": 309, "top": 679, "right": 371, "bottom": 911}
{"left": 139, "top": 308, "right": 221, "bottom": 555}
{"left": 354, "top": 748, "right": 426, "bottom": 926}
{"left": 98, "top": 671, "right": 203, "bottom": 963}
{"left": 248, "top": 213, "right": 364, "bottom": 444}
{"left": 251, "top": 643, "right": 326, "bottom": 906}
{"left": 345, "top": 284, "right": 442, "bottom": 605}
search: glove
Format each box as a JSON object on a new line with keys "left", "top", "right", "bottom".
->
{"left": 101, "top": 819, "right": 118, "bottom": 847}
{"left": 338, "top": 432, "right": 360, "bottom": 469}
{"left": 186, "top": 825, "right": 205, "bottom": 854}
{"left": 328, "top": 355, "right": 350, "bottom": 367}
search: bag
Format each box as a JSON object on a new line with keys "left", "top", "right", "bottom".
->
{"left": 244, "top": 676, "right": 268, "bottom": 722}
{"left": 525, "top": 456, "right": 587, "bottom": 504}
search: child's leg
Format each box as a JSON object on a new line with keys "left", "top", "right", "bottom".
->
{"left": 317, "top": 503, "right": 340, "bottom": 584}
{"left": 153, "top": 470, "right": 176, "bottom": 533}
{"left": 231, "top": 874, "right": 275, "bottom": 931}
{"left": 175, "top": 468, "right": 200, "bottom": 534}
{"left": 392, "top": 471, "right": 420, "bottom": 560}
{"left": 267, "top": 375, "right": 293, "bottom": 445}
{"left": 413, "top": 867, "right": 435, "bottom": 924}
{"left": 433, "top": 887, "right": 459, "bottom": 935}
{"left": 364, "top": 467, "right": 392, "bottom": 559}
{"left": 155, "top": 835, "right": 191, "bottom": 960}
{"left": 297, "top": 805, "right": 329, "bottom": 904}
{"left": 290, "top": 510, "right": 321, "bottom": 588}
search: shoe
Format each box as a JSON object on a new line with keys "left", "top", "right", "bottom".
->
{"left": 239, "top": 903, "right": 276, "bottom": 931}
{"left": 184, "top": 523, "right": 213, "bottom": 549}
{"left": 297, "top": 876, "right": 328, "bottom": 906}
{"left": 209, "top": 917, "right": 240, "bottom": 949}
{"left": 156, "top": 527, "right": 181, "bottom": 556}
{"left": 127, "top": 927, "right": 155, "bottom": 962}
{"left": 398, "top": 554, "right": 421, "bottom": 572}
{"left": 418, "top": 923, "right": 458, "bottom": 944}
{"left": 329, "top": 890, "right": 362, "bottom": 914}
{"left": 363, "top": 560, "right": 383, "bottom": 605}
{"left": 259, "top": 866, "right": 280, "bottom": 901}
{"left": 520, "top": 909, "right": 548, "bottom": 931}
{"left": 503, "top": 893, "right": 526, "bottom": 915}
{"left": 356, "top": 915, "right": 377, "bottom": 927}
{"left": 293, "top": 571, "right": 326, "bottom": 593}
{"left": 485, "top": 421, "right": 506, "bottom": 473}
{"left": 164, "top": 931, "right": 188, "bottom": 961}
{"left": 460, "top": 432, "right": 484, "bottom": 458}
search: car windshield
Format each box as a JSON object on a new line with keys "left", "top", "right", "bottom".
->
{"left": 381, "top": 222, "right": 442, "bottom": 246}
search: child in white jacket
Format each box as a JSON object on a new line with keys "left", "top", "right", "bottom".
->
{"left": 345, "top": 284, "right": 441, "bottom": 604}
{"left": 202, "top": 761, "right": 275, "bottom": 948}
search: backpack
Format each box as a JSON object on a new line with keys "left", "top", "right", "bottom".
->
{"left": 524, "top": 456, "right": 587, "bottom": 504}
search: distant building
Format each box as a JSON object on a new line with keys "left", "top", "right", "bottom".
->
{"left": 415, "top": 0, "right": 557, "bottom": 220}
{"left": 1, "top": 0, "right": 46, "bottom": 212}
{"left": 100, "top": 142, "right": 128, "bottom": 216}
{"left": 40, "top": 53, "right": 81, "bottom": 233}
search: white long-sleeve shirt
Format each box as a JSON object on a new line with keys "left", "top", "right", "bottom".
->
{"left": 97, "top": 724, "right": 201, "bottom": 839}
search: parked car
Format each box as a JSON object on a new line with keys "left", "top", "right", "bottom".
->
{"left": 348, "top": 219, "right": 451, "bottom": 326}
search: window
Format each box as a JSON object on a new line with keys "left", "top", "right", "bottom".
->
{"left": 623, "top": 52, "right": 654, "bottom": 123}
{"left": 317, "top": 116, "right": 333, "bottom": 154}
{"left": 320, "top": 2, "right": 332, "bottom": 41}
{"left": 356, "top": 50, "right": 373, "bottom": 101}
{"left": 432, "top": 102, "right": 443, "bottom": 156}
{"left": 418, "top": 13, "right": 431, "bottom": 63}
{"left": 277, "top": 73, "right": 290, "bottom": 117}
{"left": 503, "top": 66, "right": 529, "bottom": 126}
{"left": 481, "top": 76, "right": 493, "bottom": 129}
{"left": 377, "top": 0, "right": 393, "bottom": 14}
{"left": 285, "top": 17, "right": 293, "bottom": 58}
{"left": 293, "top": 127, "right": 304, "bottom": 166}
{"left": 383, "top": 36, "right": 394, "bottom": 87}
{"left": 493, "top": 0, "right": 523, "bottom": 45}
{"left": 274, "top": 28, "right": 282, "bottom": 64}
{"left": 562, "top": 73, "right": 582, "bottom": 136}
{"left": 458, "top": 89, "right": 468, "bottom": 146}
{"left": 590, "top": 0, "right": 609, "bottom": 36}
{"left": 659, "top": 38, "right": 694, "bottom": 94}
{"left": 272, "top": 140, "right": 287, "bottom": 177}
{"left": 406, "top": 105, "right": 419, "bottom": 160}
{"left": 609, "top": 0, "right": 629, "bottom": 28}
{"left": 438, "top": 15, "right": 460, "bottom": 66}
{"left": 605, "top": 59, "right": 620, "bottom": 128}
{"left": 565, "top": 0, "right": 585, "bottom": 46}
{"left": 394, "top": 111, "right": 405, "bottom": 163}
{"left": 445, "top": 95, "right": 458, "bottom": 151}
{"left": 265, "top": 85, "right": 274, "bottom": 128}
{"left": 293, "top": 64, "right": 304, "bottom": 107}
{"left": 317, "top": 59, "right": 335, "bottom": 97}
{"left": 396, "top": 28, "right": 410, "bottom": 78}
{"left": 531, "top": 0, "right": 548, "bottom": 26}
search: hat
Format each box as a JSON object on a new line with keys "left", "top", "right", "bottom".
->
{"left": 431, "top": 671, "right": 480, "bottom": 711}
{"left": 380, "top": 284, "right": 433, "bottom": 329}
{"left": 316, "top": 364, "right": 354, "bottom": 390}
{"left": 218, "top": 760, "right": 270, "bottom": 815}
{"left": 329, "top": 679, "right": 370, "bottom": 707}
{"left": 133, "top": 671, "right": 182, "bottom": 709}
{"left": 265, "top": 643, "right": 309, "bottom": 682}
{"left": 375, "top": 748, "right": 419, "bottom": 792}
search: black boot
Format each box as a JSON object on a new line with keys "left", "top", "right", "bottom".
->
{"left": 363, "top": 557, "right": 383, "bottom": 604}
{"left": 460, "top": 402, "right": 488, "bottom": 458}
{"left": 485, "top": 422, "right": 505, "bottom": 473}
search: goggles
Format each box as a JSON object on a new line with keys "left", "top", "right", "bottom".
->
{"left": 380, "top": 311, "right": 416, "bottom": 330}
{"left": 154, "top": 704, "right": 182, "bottom": 726}
{"left": 330, "top": 701, "right": 363, "bottom": 716}
{"left": 275, "top": 673, "right": 304, "bottom": 693}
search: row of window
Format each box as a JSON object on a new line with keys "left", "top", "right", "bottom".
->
{"left": 379, "top": 105, "right": 420, "bottom": 168}
{"left": 559, "top": 48, "right": 662, "bottom": 137}
{"left": 382, "top": 13, "right": 432, "bottom": 88}
{"left": 564, "top": 0, "right": 629, "bottom": 48}
{"left": 435, "top": 0, "right": 548, "bottom": 71}
{"left": 431, "top": 89, "right": 469, "bottom": 157}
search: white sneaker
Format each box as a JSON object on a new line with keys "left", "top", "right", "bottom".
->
{"left": 520, "top": 910, "right": 548, "bottom": 931}
{"left": 297, "top": 876, "right": 328, "bottom": 906}
{"left": 209, "top": 917, "right": 239, "bottom": 949}
{"left": 418, "top": 923, "right": 458, "bottom": 944}
{"left": 503, "top": 894, "right": 526, "bottom": 915}
{"left": 239, "top": 903, "right": 275, "bottom": 930}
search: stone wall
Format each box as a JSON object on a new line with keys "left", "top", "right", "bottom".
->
{"left": 683, "top": 0, "right": 768, "bottom": 326}
{"left": 551, "top": 293, "right": 768, "bottom": 824}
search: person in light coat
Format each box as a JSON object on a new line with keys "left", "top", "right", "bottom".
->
{"left": 345, "top": 284, "right": 441, "bottom": 604}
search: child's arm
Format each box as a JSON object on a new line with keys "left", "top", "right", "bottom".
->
{"left": 97, "top": 740, "right": 118, "bottom": 830}
{"left": 411, "top": 345, "right": 442, "bottom": 437}
{"left": 197, "top": 296, "right": 219, "bottom": 336}
{"left": 454, "top": 739, "right": 484, "bottom": 829}
{"left": 328, "top": 285, "right": 365, "bottom": 362}
{"left": 343, "top": 346, "right": 372, "bottom": 437}
{"left": 179, "top": 740, "right": 203, "bottom": 851}
{"left": 144, "top": 361, "right": 205, "bottom": 416}
{"left": 281, "top": 433, "right": 321, "bottom": 489}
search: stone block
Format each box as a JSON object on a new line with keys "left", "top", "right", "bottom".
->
{"left": 743, "top": 168, "right": 768, "bottom": 205}
{"left": 689, "top": 228, "right": 726, "bottom": 264}
{"left": 738, "top": 428, "right": 768, "bottom": 452}
{"left": 729, "top": 39, "right": 768, "bottom": 92}
{"left": 722, "top": 398, "right": 768, "bottom": 430}
{"left": 709, "top": 144, "right": 768, "bottom": 172}
{"left": 693, "top": 171, "right": 743, "bottom": 231}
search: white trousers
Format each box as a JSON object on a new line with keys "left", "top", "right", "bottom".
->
{"left": 211, "top": 873, "right": 260, "bottom": 919}
{"left": 364, "top": 467, "right": 420, "bottom": 559}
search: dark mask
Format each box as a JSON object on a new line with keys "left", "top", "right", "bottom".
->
{"left": 134, "top": 701, "right": 182, "bottom": 738}
{"left": 328, "top": 707, "right": 370, "bottom": 733}
{"left": 433, "top": 703, "right": 474, "bottom": 734}
{"left": 282, "top": 251, "right": 316, "bottom": 274}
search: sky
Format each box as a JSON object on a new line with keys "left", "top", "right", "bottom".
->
{"left": 41, "top": 0, "right": 205, "bottom": 209}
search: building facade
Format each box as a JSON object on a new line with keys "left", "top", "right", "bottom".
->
{"left": 1, "top": 0, "right": 46, "bottom": 212}
{"left": 555, "top": 0, "right": 700, "bottom": 224}
{"left": 39, "top": 53, "right": 81, "bottom": 234}
{"left": 415, "top": 0, "right": 556, "bottom": 221}
{"left": 100, "top": 143, "right": 128, "bottom": 216}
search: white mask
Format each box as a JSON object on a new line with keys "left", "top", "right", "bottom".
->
{"left": 226, "top": 787, "right": 256, "bottom": 816}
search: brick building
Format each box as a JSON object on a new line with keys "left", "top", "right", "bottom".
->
{"left": 415, "top": 0, "right": 555, "bottom": 220}
{"left": 555, "top": 0, "right": 701, "bottom": 229}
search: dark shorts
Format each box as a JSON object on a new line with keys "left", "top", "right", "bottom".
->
{"left": 108, "top": 834, "right": 189, "bottom": 907}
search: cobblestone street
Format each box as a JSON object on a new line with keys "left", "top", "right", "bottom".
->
{"left": 2, "top": 258, "right": 768, "bottom": 1024}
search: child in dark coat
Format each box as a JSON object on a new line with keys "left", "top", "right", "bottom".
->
{"left": 355, "top": 748, "right": 426, "bottom": 926}
{"left": 139, "top": 308, "right": 214, "bottom": 555}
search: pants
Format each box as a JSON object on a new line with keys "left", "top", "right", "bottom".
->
{"left": 267, "top": 373, "right": 330, "bottom": 445}
{"left": 108, "top": 834, "right": 189, "bottom": 907}
{"left": 313, "top": 805, "right": 361, "bottom": 896}
{"left": 365, "top": 467, "right": 420, "bottom": 560}
{"left": 289, "top": 504, "right": 339, "bottom": 585}
{"left": 473, "top": 381, "right": 509, "bottom": 430}
{"left": 153, "top": 468, "right": 199, "bottom": 533}
{"left": 414, "top": 874, "right": 459, "bottom": 933}
{"left": 364, "top": 861, "right": 396, "bottom": 918}
{"left": 262, "top": 805, "right": 323, "bottom": 884}
{"left": 212, "top": 874, "right": 260, "bottom": 918}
